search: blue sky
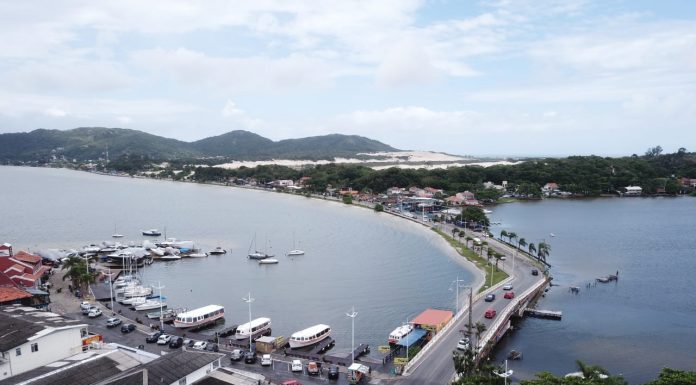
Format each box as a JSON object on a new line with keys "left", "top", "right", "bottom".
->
{"left": 0, "top": 0, "right": 694, "bottom": 157}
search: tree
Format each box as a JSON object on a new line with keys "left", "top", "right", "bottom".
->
{"left": 474, "top": 321, "right": 487, "bottom": 350}
{"left": 465, "top": 236, "right": 473, "bottom": 249}
{"left": 500, "top": 229, "right": 508, "bottom": 241}
{"left": 61, "top": 256, "right": 95, "bottom": 293}
{"left": 508, "top": 231, "right": 517, "bottom": 244}
{"left": 486, "top": 248, "right": 494, "bottom": 262}
{"left": 494, "top": 252, "right": 504, "bottom": 271}
{"left": 575, "top": 360, "right": 609, "bottom": 380}
{"left": 645, "top": 145, "right": 663, "bottom": 157}
{"left": 460, "top": 206, "right": 490, "bottom": 227}
{"left": 374, "top": 203, "right": 384, "bottom": 212}
{"left": 452, "top": 227, "right": 460, "bottom": 239}
{"left": 537, "top": 241, "right": 551, "bottom": 263}
{"left": 528, "top": 242, "right": 536, "bottom": 256}
{"left": 342, "top": 194, "right": 353, "bottom": 204}
{"left": 518, "top": 237, "right": 527, "bottom": 251}
{"left": 644, "top": 368, "right": 696, "bottom": 385}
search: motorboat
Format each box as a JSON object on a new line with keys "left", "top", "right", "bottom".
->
{"left": 185, "top": 250, "right": 208, "bottom": 258}
{"left": 147, "top": 308, "right": 176, "bottom": 319}
{"left": 209, "top": 247, "right": 227, "bottom": 255}
{"left": 112, "top": 233, "right": 124, "bottom": 238}
{"left": 287, "top": 249, "right": 304, "bottom": 256}
{"left": 388, "top": 324, "right": 413, "bottom": 345}
{"left": 248, "top": 251, "right": 272, "bottom": 259}
{"left": 120, "top": 296, "right": 147, "bottom": 306}
{"left": 258, "top": 258, "right": 278, "bottom": 264}
{"left": 134, "top": 299, "right": 167, "bottom": 311}
{"left": 142, "top": 229, "right": 162, "bottom": 236}
{"left": 234, "top": 317, "right": 272, "bottom": 340}
{"left": 289, "top": 324, "right": 331, "bottom": 348}
{"left": 82, "top": 244, "right": 101, "bottom": 253}
{"left": 173, "top": 305, "right": 224, "bottom": 328}
{"left": 159, "top": 254, "right": 181, "bottom": 261}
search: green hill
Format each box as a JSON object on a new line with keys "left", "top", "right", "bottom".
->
{"left": 0, "top": 127, "right": 398, "bottom": 162}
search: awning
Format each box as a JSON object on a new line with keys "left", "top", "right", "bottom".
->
{"left": 397, "top": 328, "right": 427, "bottom": 348}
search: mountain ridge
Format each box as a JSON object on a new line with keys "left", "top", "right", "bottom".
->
{"left": 0, "top": 127, "right": 398, "bottom": 162}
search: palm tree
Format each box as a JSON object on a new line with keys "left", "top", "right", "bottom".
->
{"left": 486, "top": 248, "right": 494, "bottom": 262}
{"left": 528, "top": 242, "right": 536, "bottom": 256}
{"left": 494, "top": 252, "right": 504, "bottom": 271}
{"left": 457, "top": 231, "right": 465, "bottom": 245}
{"left": 480, "top": 241, "right": 488, "bottom": 257}
{"left": 537, "top": 241, "right": 551, "bottom": 263}
{"left": 452, "top": 227, "right": 459, "bottom": 238}
{"left": 474, "top": 321, "right": 487, "bottom": 351}
{"left": 499, "top": 230, "right": 508, "bottom": 241}
{"left": 61, "top": 255, "right": 95, "bottom": 293}
{"left": 508, "top": 231, "right": 517, "bottom": 244}
{"left": 575, "top": 360, "right": 610, "bottom": 380}
{"left": 517, "top": 237, "right": 527, "bottom": 251}
{"left": 465, "top": 236, "right": 473, "bottom": 249}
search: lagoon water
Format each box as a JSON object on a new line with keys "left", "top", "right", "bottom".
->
{"left": 0, "top": 166, "right": 475, "bottom": 354}
{"left": 489, "top": 198, "right": 696, "bottom": 384}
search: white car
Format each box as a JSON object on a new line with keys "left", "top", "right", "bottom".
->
{"left": 456, "top": 338, "right": 470, "bottom": 351}
{"left": 80, "top": 301, "right": 92, "bottom": 311}
{"left": 291, "top": 359, "right": 303, "bottom": 372}
{"left": 503, "top": 284, "right": 513, "bottom": 291}
{"left": 87, "top": 308, "right": 102, "bottom": 318}
{"left": 157, "top": 334, "right": 172, "bottom": 345}
{"left": 192, "top": 341, "right": 208, "bottom": 350}
{"left": 261, "top": 354, "right": 272, "bottom": 366}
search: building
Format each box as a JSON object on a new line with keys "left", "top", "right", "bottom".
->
{"left": 0, "top": 306, "right": 88, "bottom": 380}
{"left": 445, "top": 191, "right": 478, "bottom": 206}
{"left": 0, "top": 244, "right": 11, "bottom": 258}
{"left": 0, "top": 251, "right": 49, "bottom": 289}
{"left": 411, "top": 308, "right": 454, "bottom": 333}
{"left": 624, "top": 186, "right": 643, "bottom": 196}
{"left": 105, "top": 349, "right": 224, "bottom": 385}
{"left": 541, "top": 182, "right": 559, "bottom": 193}
{"left": 0, "top": 271, "right": 35, "bottom": 307}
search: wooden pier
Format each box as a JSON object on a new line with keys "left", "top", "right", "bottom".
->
{"left": 524, "top": 308, "right": 562, "bottom": 320}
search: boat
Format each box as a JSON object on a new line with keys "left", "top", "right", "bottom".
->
{"left": 134, "top": 299, "right": 168, "bottom": 311}
{"left": 209, "top": 247, "right": 227, "bottom": 255}
{"left": 248, "top": 233, "right": 273, "bottom": 259}
{"left": 286, "top": 232, "right": 305, "bottom": 256}
{"left": 234, "top": 317, "right": 272, "bottom": 340}
{"left": 173, "top": 305, "right": 225, "bottom": 329}
{"left": 387, "top": 324, "right": 413, "bottom": 344}
{"left": 120, "top": 296, "right": 147, "bottom": 306}
{"left": 147, "top": 308, "right": 176, "bottom": 319}
{"left": 258, "top": 258, "right": 278, "bottom": 264}
{"left": 142, "top": 229, "right": 162, "bottom": 236}
{"left": 159, "top": 255, "right": 181, "bottom": 261}
{"left": 185, "top": 249, "right": 208, "bottom": 258}
{"left": 112, "top": 224, "right": 124, "bottom": 238}
{"left": 483, "top": 209, "right": 493, "bottom": 214}
{"left": 82, "top": 244, "right": 101, "bottom": 253}
{"left": 550, "top": 233, "right": 556, "bottom": 237}
{"left": 289, "top": 324, "right": 331, "bottom": 348}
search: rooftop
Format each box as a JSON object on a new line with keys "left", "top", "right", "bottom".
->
{"left": 0, "top": 306, "right": 85, "bottom": 351}
{"left": 104, "top": 349, "right": 224, "bottom": 385}
{"left": 411, "top": 308, "right": 454, "bottom": 326}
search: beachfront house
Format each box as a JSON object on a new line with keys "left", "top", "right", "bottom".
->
{"left": 0, "top": 306, "right": 88, "bottom": 381}
{"left": 624, "top": 186, "right": 643, "bottom": 196}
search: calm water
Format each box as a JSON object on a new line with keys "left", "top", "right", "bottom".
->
{"left": 489, "top": 198, "right": 696, "bottom": 384}
{"left": 0, "top": 166, "right": 475, "bottom": 354}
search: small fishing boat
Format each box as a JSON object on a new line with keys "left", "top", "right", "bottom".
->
{"left": 209, "top": 247, "right": 227, "bottom": 255}
{"left": 258, "top": 258, "right": 279, "bottom": 265}
{"left": 142, "top": 229, "right": 162, "bottom": 236}
{"left": 388, "top": 324, "right": 413, "bottom": 345}
{"left": 134, "top": 299, "right": 168, "bottom": 311}
{"left": 159, "top": 255, "right": 181, "bottom": 261}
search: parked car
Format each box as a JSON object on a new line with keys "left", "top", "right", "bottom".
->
{"left": 261, "top": 354, "right": 272, "bottom": 366}
{"left": 121, "top": 323, "right": 136, "bottom": 333}
{"left": 485, "top": 294, "right": 496, "bottom": 302}
{"left": 503, "top": 284, "right": 513, "bottom": 291}
{"left": 531, "top": 269, "right": 539, "bottom": 276}
{"left": 328, "top": 365, "right": 340, "bottom": 380}
{"left": 157, "top": 334, "right": 172, "bottom": 345}
{"left": 456, "top": 338, "right": 470, "bottom": 351}
{"left": 169, "top": 336, "right": 184, "bottom": 349}
{"left": 88, "top": 308, "right": 102, "bottom": 318}
{"left": 183, "top": 338, "right": 195, "bottom": 348}
{"left": 82, "top": 305, "right": 98, "bottom": 315}
{"left": 230, "top": 349, "right": 243, "bottom": 361}
{"left": 206, "top": 343, "right": 219, "bottom": 352}
{"left": 307, "top": 361, "right": 319, "bottom": 375}
{"left": 244, "top": 351, "right": 257, "bottom": 364}
{"left": 192, "top": 341, "right": 208, "bottom": 350}
{"left": 485, "top": 308, "right": 497, "bottom": 319}
{"left": 106, "top": 317, "right": 122, "bottom": 328}
{"left": 504, "top": 291, "right": 515, "bottom": 299}
{"left": 80, "top": 301, "right": 92, "bottom": 311}
{"left": 291, "top": 359, "right": 303, "bottom": 372}
{"left": 146, "top": 331, "right": 162, "bottom": 343}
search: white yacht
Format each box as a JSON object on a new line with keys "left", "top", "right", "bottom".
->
{"left": 142, "top": 229, "right": 162, "bottom": 236}
{"left": 134, "top": 299, "right": 167, "bottom": 311}
{"left": 289, "top": 324, "right": 331, "bottom": 348}
{"left": 209, "top": 247, "right": 227, "bottom": 255}
{"left": 234, "top": 317, "right": 272, "bottom": 340}
{"left": 258, "top": 258, "right": 278, "bottom": 264}
{"left": 388, "top": 324, "right": 413, "bottom": 344}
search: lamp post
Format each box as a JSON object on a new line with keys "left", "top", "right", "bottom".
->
{"left": 346, "top": 306, "right": 357, "bottom": 364}
{"left": 449, "top": 276, "right": 469, "bottom": 314}
{"left": 106, "top": 268, "right": 114, "bottom": 313}
{"left": 242, "top": 292, "right": 254, "bottom": 351}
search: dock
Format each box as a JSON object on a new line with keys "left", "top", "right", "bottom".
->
{"left": 283, "top": 337, "right": 335, "bottom": 361}
{"left": 324, "top": 343, "right": 371, "bottom": 366}
{"left": 524, "top": 308, "right": 562, "bottom": 320}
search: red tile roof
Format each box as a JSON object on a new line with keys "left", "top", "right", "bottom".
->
{"left": 13, "top": 251, "right": 42, "bottom": 264}
{"left": 0, "top": 287, "right": 32, "bottom": 302}
{"left": 411, "top": 308, "right": 454, "bottom": 327}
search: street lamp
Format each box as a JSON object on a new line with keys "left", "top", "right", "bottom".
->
{"left": 242, "top": 292, "right": 255, "bottom": 351}
{"left": 153, "top": 281, "right": 165, "bottom": 330}
{"left": 346, "top": 306, "right": 357, "bottom": 364}
{"left": 105, "top": 268, "right": 115, "bottom": 314}
{"left": 449, "top": 276, "right": 469, "bottom": 314}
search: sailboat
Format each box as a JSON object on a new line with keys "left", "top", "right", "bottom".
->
{"left": 287, "top": 231, "right": 304, "bottom": 256}
{"left": 112, "top": 224, "right": 124, "bottom": 238}
{"left": 248, "top": 233, "right": 273, "bottom": 259}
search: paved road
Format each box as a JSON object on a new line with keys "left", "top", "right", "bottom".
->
{"left": 397, "top": 225, "right": 544, "bottom": 385}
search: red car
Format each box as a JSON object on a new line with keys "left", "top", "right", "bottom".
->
{"left": 504, "top": 291, "right": 515, "bottom": 299}
{"left": 484, "top": 308, "right": 496, "bottom": 319}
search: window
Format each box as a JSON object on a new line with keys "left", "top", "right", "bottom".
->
{"left": 31, "top": 343, "right": 38, "bottom": 352}
{"left": 178, "top": 378, "right": 187, "bottom": 385}
{"left": 15, "top": 348, "right": 21, "bottom": 356}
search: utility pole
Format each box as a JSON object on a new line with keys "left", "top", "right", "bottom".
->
{"left": 346, "top": 306, "right": 357, "bottom": 364}
{"left": 243, "top": 292, "right": 255, "bottom": 351}
{"left": 153, "top": 281, "right": 165, "bottom": 330}
{"left": 468, "top": 287, "right": 474, "bottom": 356}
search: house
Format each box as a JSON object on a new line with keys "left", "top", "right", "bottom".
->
{"left": 542, "top": 183, "right": 559, "bottom": 193}
{"left": 409, "top": 187, "right": 434, "bottom": 198}
{"left": 0, "top": 244, "right": 11, "bottom": 258}
{"left": 411, "top": 308, "right": 453, "bottom": 333}
{"left": 104, "top": 349, "right": 224, "bottom": 385}
{"left": 339, "top": 187, "right": 359, "bottom": 196}
{"left": 0, "top": 271, "right": 35, "bottom": 307}
{"left": 483, "top": 181, "right": 506, "bottom": 191}
{"left": 386, "top": 187, "right": 405, "bottom": 196}
{"left": 445, "top": 191, "right": 478, "bottom": 206}
{"left": 274, "top": 179, "right": 294, "bottom": 187}
{"left": 0, "top": 251, "right": 49, "bottom": 289}
{"left": 424, "top": 187, "right": 443, "bottom": 195}
{"left": 0, "top": 306, "right": 89, "bottom": 381}
{"left": 624, "top": 186, "right": 642, "bottom": 196}
{"left": 298, "top": 176, "right": 312, "bottom": 186}
{"left": 679, "top": 178, "right": 696, "bottom": 188}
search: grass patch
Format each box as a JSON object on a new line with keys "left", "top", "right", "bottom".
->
{"left": 496, "top": 197, "right": 519, "bottom": 203}
{"left": 433, "top": 229, "right": 509, "bottom": 293}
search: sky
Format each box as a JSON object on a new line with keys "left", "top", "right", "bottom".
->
{"left": 0, "top": 0, "right": 695, "bottom": 157}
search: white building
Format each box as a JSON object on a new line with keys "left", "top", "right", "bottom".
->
{"left": 0, "top": 306, "right": 88, "bottom": 380}
{"left": 624, "top": 186, "right": 642, "bottom": 196}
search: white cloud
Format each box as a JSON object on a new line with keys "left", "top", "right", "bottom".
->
{"left": 117, "top": 116, "right": 132, "bottom": 124}
{"left": 44, "top": 107, "right": 68, "bottom": 117}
